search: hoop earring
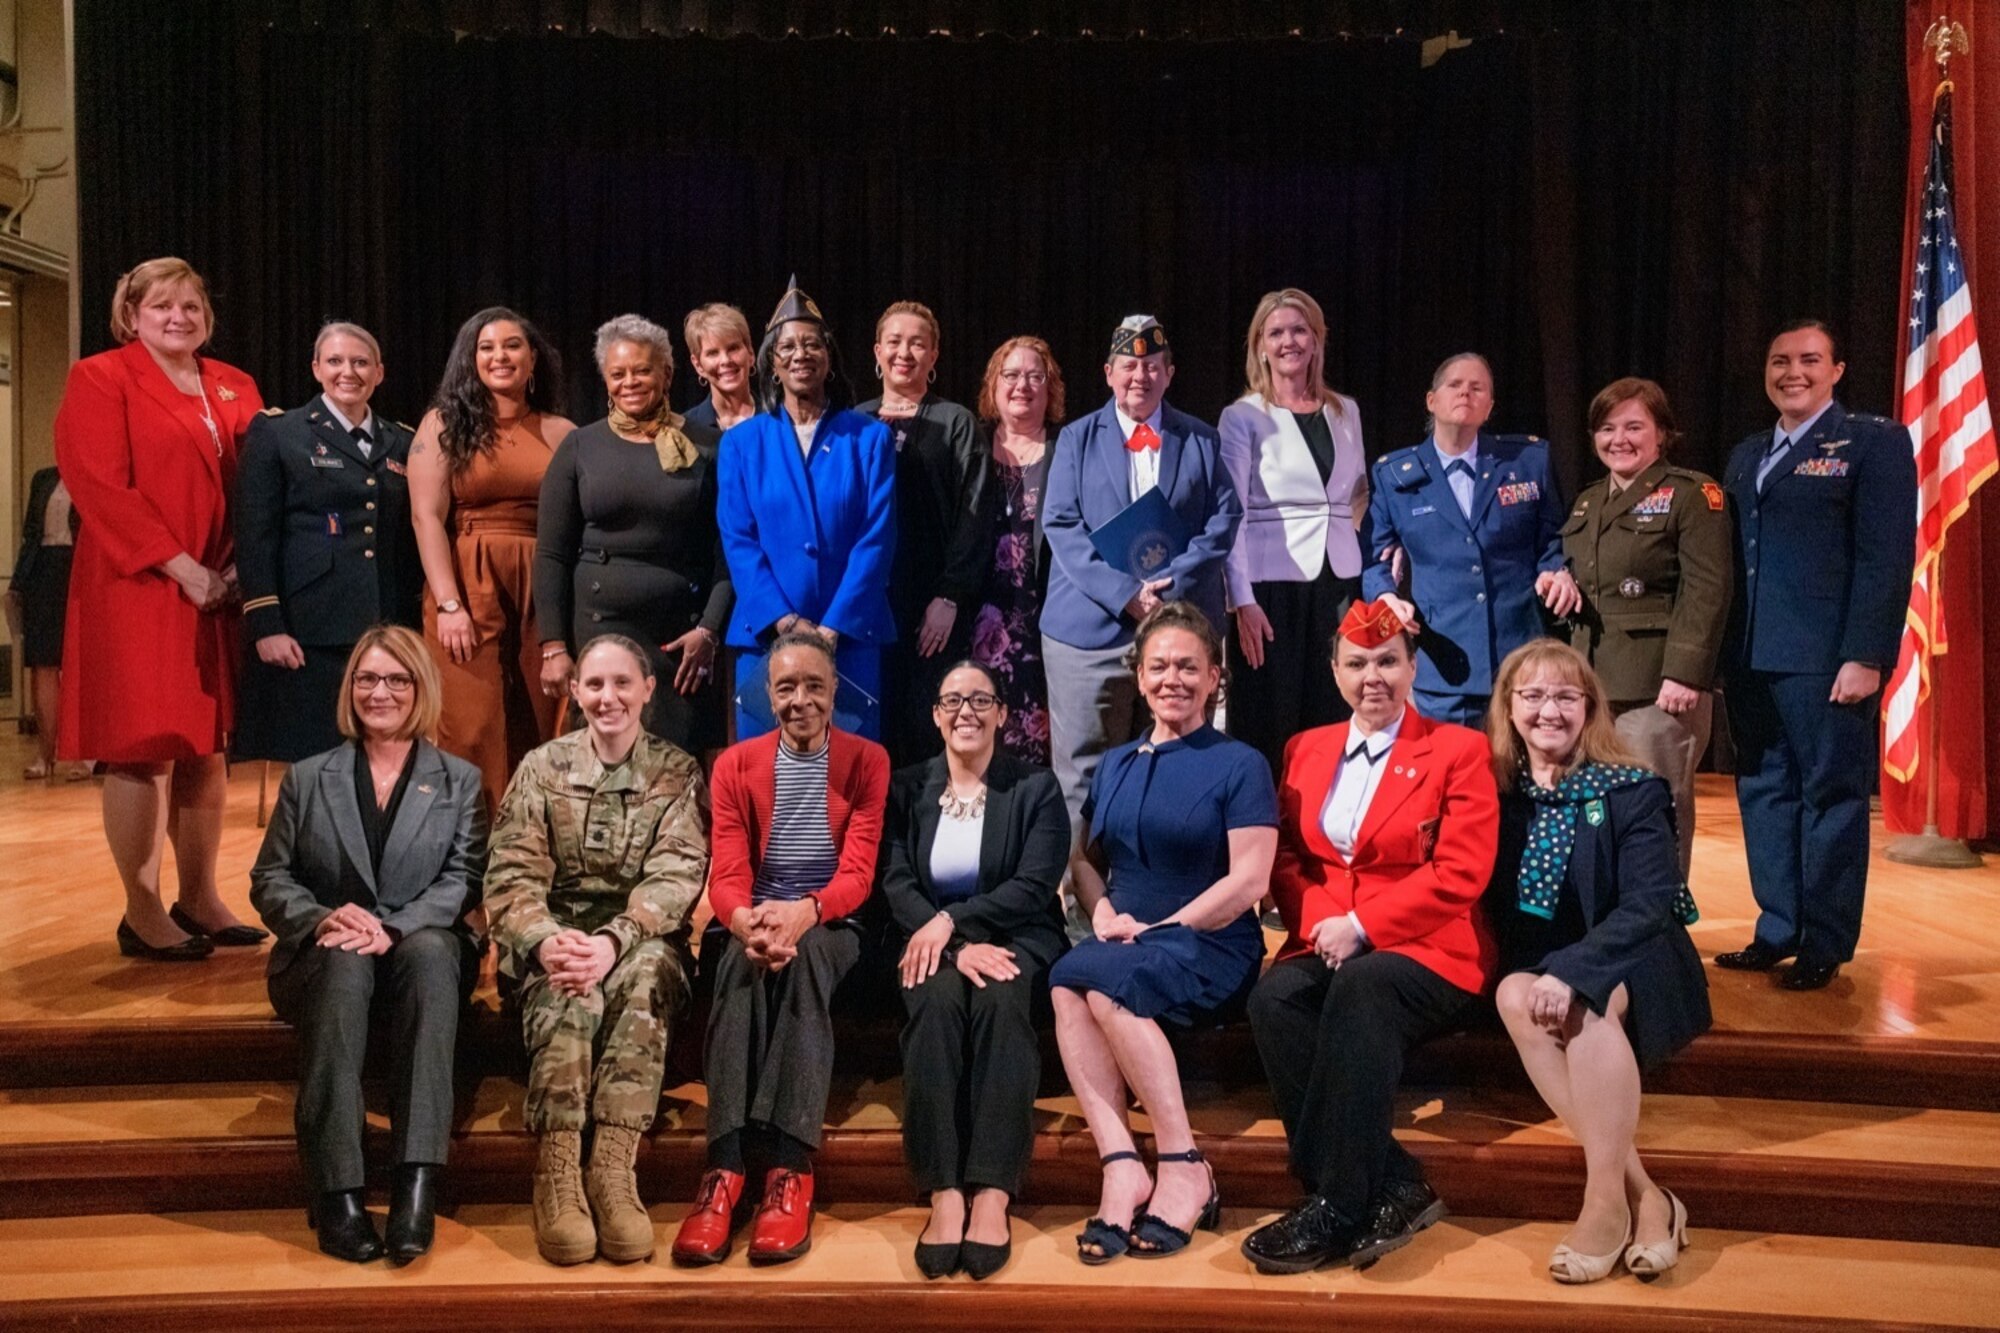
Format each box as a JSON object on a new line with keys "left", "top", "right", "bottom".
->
{"left": 927, "top": 367, "right": 937, "bottom": 385}
{"left": 528, "top": 373, "right": 537, "bottom": 395}
{"left": 697, "top": 374, "right": 709, "bottom": 388}
{"left": 874, "top": 361, "right": 885, "bottom": 380}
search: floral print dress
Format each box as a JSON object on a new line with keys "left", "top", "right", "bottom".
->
{"left": 971, "top": 454, "right": 1050, "bottom": 764}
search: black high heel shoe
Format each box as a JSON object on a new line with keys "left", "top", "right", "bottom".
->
{"left": 1128, "top": 1148, "right": 1221, "bottom": 1259}
{"left": 116, "top": 918, "right": 212, "bottom": 962}
{"left": 385, "top": 1164, "right": 440, "bottom": 1263}
{"left": 308, "top": 1189, "right": 385, "bottom": 1263}
{"left": 169, "top": 902, "right": 269, "bottom": 948}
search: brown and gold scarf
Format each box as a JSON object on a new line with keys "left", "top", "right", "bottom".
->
{"left": 609, "top": 399, "right": 698, "bottom": 472}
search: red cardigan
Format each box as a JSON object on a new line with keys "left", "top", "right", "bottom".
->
{"left": 55, "top": 341, "right": 263, "bottom": 761}
{"left": 1269, "top": 707, "right": 1500, "bottom": 995}
{"left": 706, "top": 728, "right": 891, "bottom": 924}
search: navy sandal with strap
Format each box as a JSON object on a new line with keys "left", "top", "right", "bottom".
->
{"left": 1076, "top": 1151, "right": 1147, "bottom": 1265}
{"left": 1129, "top": 1148, "right": 1221, "bottom": 1259}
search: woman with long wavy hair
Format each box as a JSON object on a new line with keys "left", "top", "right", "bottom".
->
{"left": 407, "top": 306, "right": 576, "bottom": 813}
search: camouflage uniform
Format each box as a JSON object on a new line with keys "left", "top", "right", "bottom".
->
{"left": 487, "top": 729, "right": 709, "bottom": 1132}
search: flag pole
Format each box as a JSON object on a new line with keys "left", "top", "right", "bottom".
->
{"left": 1885, "top": 19, "right": 1984, "bottom": 869}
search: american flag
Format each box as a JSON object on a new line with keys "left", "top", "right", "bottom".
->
{"left": 1882, "top": 85, "right": 1997, "bottom": 784}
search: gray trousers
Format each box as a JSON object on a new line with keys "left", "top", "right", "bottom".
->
{"left": 1613, "top": 692, "right": 1713, "bottom": 879}
{"left": 1041, "top": 635, "right": 1140, "bottom": 842}
{"left": 702, "top": 921, "right": 862, "bottom": 1151}
{"left": 268, "top": 926, "right": 469, "bottom": 1194}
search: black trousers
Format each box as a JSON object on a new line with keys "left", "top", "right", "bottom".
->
{"left": 268, "top": 926, "right": 472, "bottom": 1194}
{"left": 1247, "top": 950, "right": 1477, "bottom": 1219}
{"left": 1230, "top": 566, "right": 1357, "bottom": 777}
{"left": 702, "top": 921, "right": 862, "bottom": 1154}
{"left": 898, "top": 956, "right": 1047, "bottom": 1196}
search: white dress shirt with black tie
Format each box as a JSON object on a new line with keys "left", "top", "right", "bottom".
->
{"left": 1318, "top": 711, "right": 1404, "bottom": 945}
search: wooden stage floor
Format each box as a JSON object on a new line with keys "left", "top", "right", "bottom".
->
{"left": 4, "top": 732, "right": 1996, "bottom": 1043}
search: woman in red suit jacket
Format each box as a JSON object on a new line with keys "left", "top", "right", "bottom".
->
{"left": 56, "top": 258, "right": 267, "bottom": 962}
{"left": 1242, "top": 598, "right": 1499, "bottom": 1276}
{"left": 673, "top": 633, "right": 890, "bottom": 1268}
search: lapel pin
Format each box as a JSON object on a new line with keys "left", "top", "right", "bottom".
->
{"left": 417, "top": 783, "right": 434, "bottom": 794}
{"left": 216, "top": 385, "right": 238, "bottom": 402}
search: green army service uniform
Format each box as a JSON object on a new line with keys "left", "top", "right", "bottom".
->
{"left": 1561, "top": 460, "right": 1733, "bottom": 875}
{"left": 487, "top": 729, "right": 710, "bottom": 1132}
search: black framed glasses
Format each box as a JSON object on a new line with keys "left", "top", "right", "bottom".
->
{"left": 354, "top": 671, "right": 416, "bottom": 694}
{"left": 935, "top": 691, "right": 999, "bottom": 714}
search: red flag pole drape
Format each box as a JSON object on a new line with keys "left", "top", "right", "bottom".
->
{"left": 1888, "top": 2, "right": 2000, "bottom": 844}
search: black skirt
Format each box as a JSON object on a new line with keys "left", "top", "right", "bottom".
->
{"left": 16, "top": 547, "right": 71, "bottom": 668}
{"left": 233, "top": 643, "right": 351, "bottom": 762}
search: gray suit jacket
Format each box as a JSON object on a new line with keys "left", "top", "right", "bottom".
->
{"left": 250, "top": 739, "right": 488, "bottom": 976}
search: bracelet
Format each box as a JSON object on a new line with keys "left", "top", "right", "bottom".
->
{"left": 542, "top": 646, "right": 569, "bottom": 661}
{"left": 810, "top": 895, "right": 825, "bottom": 922}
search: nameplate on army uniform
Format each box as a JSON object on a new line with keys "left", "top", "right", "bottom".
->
{"left": 1794, "top": 458, "right": 1851, "bottom": 478}
{"left": 1497, "top": 480, "right": 1540, "bottom": 506}
{"left": 1631, "top": 487, "right": 1673, "bottom": 516}
{"left": 310, "top": 442, "right": 345, "bottom": 469}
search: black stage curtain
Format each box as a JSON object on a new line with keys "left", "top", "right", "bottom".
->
{"left": 76, "top": 0, "right": 1903, "bottom": 487}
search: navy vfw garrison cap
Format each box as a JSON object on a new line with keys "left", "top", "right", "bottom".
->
{"left": 1109, "top": 314, "right": 1168, "bottom": 360}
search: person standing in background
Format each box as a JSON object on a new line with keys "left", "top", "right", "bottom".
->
{"left": 7, "top": 464, "right": 84, "bottom": 780}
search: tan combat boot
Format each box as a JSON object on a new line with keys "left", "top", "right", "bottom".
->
{"left": 532, "top": 1128, "right": 596, "bottom": 1265}
{"left": 586, "top": 1123, "right": 656, "bottom": 1262}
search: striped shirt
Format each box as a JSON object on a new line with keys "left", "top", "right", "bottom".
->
{"left": 751, "top": 740, "right": 839, "bottom": 905}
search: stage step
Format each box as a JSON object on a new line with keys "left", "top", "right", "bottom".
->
{"left": 7, "top": 1011, "right": 1997, "bottom": 1111}
{"left": 0, "top": 1204, "right": 1992, "bottom": 1332}
{"left": 6, "top": 1076, "right": 1996, "bottom": 1245}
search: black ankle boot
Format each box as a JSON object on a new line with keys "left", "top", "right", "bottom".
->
{"left": 385, "top": 1165, "right": 440, "bottom": 1263}
{"left": 309, "top": 1189, "right": 384, "bottom": 1263}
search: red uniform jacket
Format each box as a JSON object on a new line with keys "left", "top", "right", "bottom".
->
{"left": 55, "top": 341, "right": 263, "bottom": 761}
{"left": 1269, "top": 706, "right": 1500, "bottom": 995}
{"left": 706, "top": 728, "right": 890, "bottom": 924}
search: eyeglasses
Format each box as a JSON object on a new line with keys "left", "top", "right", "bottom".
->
{"left": 354, "top": 671, "right": 416, "bottom": 694}
{"left": 998, "top": 370, "right": 1048, "bottom": 387}
{"left": 935, "top": 691, "right": 1000, "bottom": 714}
{"left": 1512, "top": 687, "right": 1587, "bottom": 710}
{"left": 774, "top": 338, "right": 827, "bottom": 361}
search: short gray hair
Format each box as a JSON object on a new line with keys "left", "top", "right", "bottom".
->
{"left": 314, "top": 320, "right": 381, "bottom": 362}
{"left": 593, "top": 314, "right": 676, "bottom": 378}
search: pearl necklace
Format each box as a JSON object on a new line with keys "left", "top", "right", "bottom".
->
{"left": 939, "top": 785, "right": 987, "bottom": 821}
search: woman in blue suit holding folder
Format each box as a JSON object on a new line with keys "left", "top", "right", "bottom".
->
{"left": 716, "top": 277, "right": 897, "bottom": 740}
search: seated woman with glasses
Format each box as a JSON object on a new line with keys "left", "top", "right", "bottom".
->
{"left": 1484, "top": 639, "right": 1710, "bottom": 1284}
{"left": 880, "top": 661, "right": 1070, "bottom": 1280}
{"left": 251, "top": 626, "right": 487, "bottom": 1265}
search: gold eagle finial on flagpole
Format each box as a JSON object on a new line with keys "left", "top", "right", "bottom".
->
{"left": 1923, "top": 15, "right": 1968, "bottom": 82}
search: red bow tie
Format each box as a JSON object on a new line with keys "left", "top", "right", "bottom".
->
{"left": 1126, "top": 423, "right": 1161, "bottom": 453}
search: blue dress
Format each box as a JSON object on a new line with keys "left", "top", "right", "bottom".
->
{"left": 1048, "top": 724, "right": 1278, "bottom": 1024}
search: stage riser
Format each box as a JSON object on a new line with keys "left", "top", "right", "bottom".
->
{"left": 5, "top": 1131, "right": 1991, "bottom": 1246}
{"left": 7, "top": 1020, "right": 1997, "bottom": 1111}
{"left": 0, "top": 1284, "right": 1975, "bottom": 1333}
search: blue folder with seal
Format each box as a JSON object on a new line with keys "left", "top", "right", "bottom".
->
{"left": 735, "top": 652, "right": 880, "bottom": 737}
{"left": 1089, "top": 486, "right": 1192, "bottom": 581}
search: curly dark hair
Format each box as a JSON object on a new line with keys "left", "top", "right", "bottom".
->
{"left": 431, "top": 306, "right": 566, "bottom": 471}
{"left": 753, "top": 319, "right": 855, "bottom": 416}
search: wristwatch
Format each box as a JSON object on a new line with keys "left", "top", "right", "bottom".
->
{"left": 438, "top": 598, "right": 462, "bottom": 614}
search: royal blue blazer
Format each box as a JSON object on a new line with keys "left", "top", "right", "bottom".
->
{"left": 716, "top": 406, "right": 898, "bottom": 648}
{"left": 1040, "top": 399, "right": 1241, "bottom": 650}
{"left": 1360, "top": 432, "right": 1568, "bottom": 698}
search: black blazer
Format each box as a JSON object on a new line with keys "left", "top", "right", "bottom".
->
{"left": 878, "top": 752, "right": 1070, "bottom": 970}
{"left": 10, "top": 466, "right": 78, "bottom": 591}
{"left": 857, "top": 396, "right": 992, "bottom": 632}
{"left": 250, "top": 739, "right": 489, "bottom": 977}
{"left": 1487, "top": 777, "right": 1710, "bottom": 1071}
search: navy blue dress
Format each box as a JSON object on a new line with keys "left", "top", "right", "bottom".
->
{"left": 1048, "top": 724, "right": 1278, "bottom": 1024}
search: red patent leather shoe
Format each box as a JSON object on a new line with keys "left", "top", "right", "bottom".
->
{"left": 670, "top": 1168, "right": 745, "bottom": 1266}
{"left": 747, "top": 1167, "right": 815, "bottom": 1265}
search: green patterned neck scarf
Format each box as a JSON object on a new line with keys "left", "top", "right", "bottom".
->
{"left": 1517, "top": 761, "right": 1698, "bottom": 925}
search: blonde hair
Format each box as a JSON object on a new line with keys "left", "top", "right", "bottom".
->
{"left": 109, "top": 257, "right": 214, "bottom": 347}
{"left": 975, "top": 335, "right": 1066, "bottom": 425}
{"left": 1487, "top": 639, "right": 1635, "bottom": 791}
{"left": 682, "top": 303, "right": 752, "bottom": 361}
{"left": 313, "top": 321, "right": 381, "bottom": 363}
{"left": 1243, "top": 288, "right": 1344, "bottom": 417}
{"left": 336, "top": 625, "right": 443, "bottom": 743}
{"left": 875, "top": 299, "right": 941, "bottom": 347}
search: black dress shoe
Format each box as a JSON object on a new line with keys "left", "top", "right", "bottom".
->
{"left": 1714, "top": 940, "right": 1794, "bottom": 972}
{"left": 960, "top": 1231, "right": 1012, "bottom": 1281}
{"left": 308, "top": 1189, "right": 384, "bottom": 1263}
{"left": 1240, "top": 1195, "right": 1362, "bottom": 1275}
{"left": 169, "top": 903, "right": 270, "bottom": 947}
{"left": 385, "top": 1164, "right": 440, "bottom": 1263}
{"left": 115, "top": 918, "right": 213, "bottom": 962}
{"left": 1347, "top": 1178, "right": 1448, "bottom": 1268}
{"left": 1780, "top": 959, "right": 1842, "bottom": 991}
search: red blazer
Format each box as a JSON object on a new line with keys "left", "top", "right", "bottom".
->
{"left": 55, "top": 341, "right": 263, "bottom": 761}
{"left": 1269, "top": 706, "right": 1500, "bottom": 994}
{"left": 706, "top": 728, "right": 890, "bottom": 924}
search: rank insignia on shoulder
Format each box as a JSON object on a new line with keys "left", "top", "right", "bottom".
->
{"left": 1794, "top": 458, "right": 1851, "bottom": 478}
{"left": 1631, "top": 487, "right": 1673, "bottom": 516}
{"left": 1497, "top": 480, "right": 1541, "bottom": 506}
{"left": 260, "top": 405, "right": 284, "bottom": 416}
{"left": 1701, "top": 482, "right": 1724, "bottom": 511}
{"left": 396, "top": 421, "right": 414, "bottom": 433}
